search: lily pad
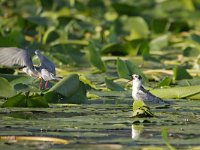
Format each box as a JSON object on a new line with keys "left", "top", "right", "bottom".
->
{"left": 45, "top": 74, "right": 87, "bottom": 104}
{"left": 132, "top": 100, "right": 154, "bottom": 117}
{"left": 173, "top": 66, "right": 192, "bottom": 80}
{"left": 48, "top": 74, "right": 80, "bottom": 97}
{"left": 105, "top": 78, "right": 124, "bottom": 91}
{"left": 183, "top": 47, "right": 200, "bottom": 57}
{"left": 88, "top": 41, "right": 106, "bottom": 72}
{"left": 0, "top": 77, "right": 16, "bottom": 98}
{"left": 2, "top": 92, "right": 49, "bottom": 108}
{"left": 157, "top": 77, "right": 172, "bottom": 88}
{"left": 150, "top": 85, "right": 200, "bottom": 99}
{"left": 117, "top": 58, "right": 145, "bottom": 80}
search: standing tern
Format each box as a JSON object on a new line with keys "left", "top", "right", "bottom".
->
{"left": 131, "top": 74, "right": 169, "bottom": 105}
{"left": 0, "top": 47, "right": 60, "bottom": 89}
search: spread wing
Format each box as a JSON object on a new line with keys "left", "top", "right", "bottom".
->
{"left": 0, "top": 47, "right": 34, "bottom": 71}
{"left": 36, "top": 52, "right": 56, "bottom": 75}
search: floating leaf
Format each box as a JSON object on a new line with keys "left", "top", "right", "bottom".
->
{"left": 27, "top": 94, "right": 49, "bottom": 108}
{"left": 80, "top": 75, "right": 97, "bottom": 90}
{"left": 183, "top": 47, "right": 200, "bottom": 57}
{"left": 102, "top": 39, "right": 149, "bottom": 57}
{"left": 64, "top": 81, "right": 87, "bottom": 104}
{"left": 0, "top": 36, "right": 17, "bottom": 47}
{"left": 2, "top": 93, "right": 27, "bottom": 107}
{"left": 123, "top": 17, "right": 149, "bottom": 40}
{"left": 44, "top": 91, "right": 62, "bottom": 103}
{"left": 43, "top": 27, "right": 59, "bottom": 44}
{"left": 112, "top": 3, "right": 140, "bottom": 16}
{"left": 150, "top": 34, "right": 169, "bottom": 51}
{"left": 0, "top": 68, "right": 15, "bottom": 74}
{"left": 126, "top": 61, "right": 145, "bottom": 79}
{"left": 190, "top": 34, "right": 200, "bottom": 44}
{"left": 129, "top": 39, "right": 150, "bottom": 56}
{"left": 151, "top": 18, "right": 169, "bottom": 34}
{"left": 132, "top": 100, "right": 154, "bottom": 117}
{"left": 45, "top": 74, "right": 87, "bottom": 104}
{"left": 14, "top": 83, "right": 30, "bottom": 92}
{"left": 9, "top": 76, "right": 37, "bottom": 92}
{"left": 0, "top": 136, "right": 69, "bottom": 145}
{"left": 26, "top": 16, "right": 50, "bottom": 26}
{"left": 117, "top": 58, "right": 145, "bottom": 80}
{"left": 48, "top": 74, "right": 80, "bottom": 97}
{"left": 157, "top": 77, "right": 172, "bottom": 88}
{"left": 150, "top": 85, "right": 200, "bottom": 99}
{"left": 105, "top": 78, "right": 124, "bottom": 91}
{"left": 10, "top": 76, "right": 35, "bottom": 86}
{"left": 0, "top": 77, "right": 16, "bottom": 98}
{"left": 88, "top": 41, "right": 106, "bottom": 71}
{"left": 40, "top": 0, "right": 53, "bottom": 10}
{"left": 51, "top": 44, "right": 87, "bottom": 65}
{"left": 136, "top": 40, "right": 150, "bottom": 57}
{"left": 0, "top": 73, "right": 28, "bottom": 82}
{"left": 2, "top": 92, "right": 49, "bottom": 108}
{"left": 116, "top": 58, "right": 130, "bottom": 79}
{"left": 169, "top": 20, "right": 190, "bottom": 32}
{"left": 173, "top": 66, "right": 192, "bottom": 80}
{"left": 176, "top": 78, "right": 200, "bottom": 86}
{"left": 101, "top": 43, "right": 129, "bottom": 56}
{"left": 133, "top": 100, "right": 147, "bottom": 112}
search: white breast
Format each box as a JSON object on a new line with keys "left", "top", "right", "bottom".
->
{"left": 132, "top": 79, "right": 142, "bottom": 99}
{"left": 22, "top": 67, "right": 40, "bottom": 78}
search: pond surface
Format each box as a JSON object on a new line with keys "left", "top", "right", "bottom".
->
{"left": 0, "top": 96, "right": 199, "bottom": 150}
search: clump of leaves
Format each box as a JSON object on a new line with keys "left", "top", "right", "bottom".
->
{"left": 45, "top": 74, "right": 88, "bottom": 104}
{"left": 2, "top": 92, "right": 49, "bottom": 108}
{"left": 173, "top": 66, "right": 192, "bottom": 80}
{"left": 117, "top": 58, "right": 145, "bottom": 80}
{"left": 88, "top": 41, "right": 106, "bottom": 72}
{"left": 1, "top": 74, "right": 88, "bottom": 107}
{"left": 156, "top": 76, "right": 172, "bottom": 88}
{"left": 132, "top": 100, "right": 154, "bottom": 117}
{"left": 0, "top": 77, "right": 16, "bottom": 98}
{"left": 105, "top": 78, "right": 124, "bottom": 91}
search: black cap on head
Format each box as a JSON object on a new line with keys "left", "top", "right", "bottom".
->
{"left": 132, "top": 74, "right": 142, "bottom": 80}
{"left": 138, "top": 75, "right": 142, "bottom": 80}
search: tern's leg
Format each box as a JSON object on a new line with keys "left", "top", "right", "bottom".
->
{"left": 45, "top": 81, "right": 48, "bottom": 89}
{"left": 40, "top": 78, "right": 43, "bottom": 90}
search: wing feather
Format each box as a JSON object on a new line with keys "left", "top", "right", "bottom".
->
{"left": 0, "top": 47, "right": 34, "bottom": 71}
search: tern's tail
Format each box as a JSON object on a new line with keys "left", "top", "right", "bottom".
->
{"left": 54, "top": 76, "right": 62, "bottom": 80}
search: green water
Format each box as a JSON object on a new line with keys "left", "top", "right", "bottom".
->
{"left": 0, "top": 98, "right": 199, "bottom": 150}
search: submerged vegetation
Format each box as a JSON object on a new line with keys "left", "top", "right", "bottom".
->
{"left": 0, "top": 0, "right": 200, "bottom": 149}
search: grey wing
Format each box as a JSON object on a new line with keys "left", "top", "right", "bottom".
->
{"left": 136, "top": 87, "right": 150, "bottom": 100}
{"left": 39, "top": 55, "right": 56, "bottom": 75}
{"left": 0, "top": 47, "right": 34, "bottom": 71}
{"left": 140, "top": 86, "right": 168, "bottom": 104}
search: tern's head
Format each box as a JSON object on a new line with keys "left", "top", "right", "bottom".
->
{"left": 131, "top": 74, "right": 142, "bottom": 82}
{"left": 35, "top": 50, "right": 42, "bottom": 56}
{"left": 131, "top": 74, "right": 142, "bottom": 89}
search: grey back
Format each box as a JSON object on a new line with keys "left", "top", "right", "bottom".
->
{"left": 35, "top": 50, "right": 56, "bottom": 75}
